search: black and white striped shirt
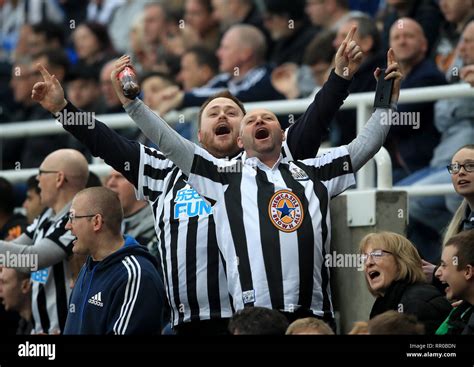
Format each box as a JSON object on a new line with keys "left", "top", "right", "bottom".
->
{"left": 187, "top": 146, "right": 355, "bottom": 317}
{"left": 136, "top": 141, "right": 295, "bottom": 326}
{"left": 26, "top": 206, "right": 74, "bottom": 334}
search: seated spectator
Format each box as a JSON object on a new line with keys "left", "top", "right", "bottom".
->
{"left": 368, "top": 310, "right": 425, "bottom": 335}
{"left": 0, "top": 177, "right": 28, "bottom": 241}
{"left": 228, "top": 307, "right": 289, "bottom": 335}
{"left": 422, "top": 145, "right": 474, "bottom": 286}
{"left": 286, "top": 318, "right": 335, "bottom": 335}
{"left": 397, "top": 22, "right": 474, "bottom": 260}
{"left": 99, "top": 59, "right": 123, "bottom": 114}
{"left": 262, "top": 0, "right": 318, "bottom": 66}
{"left": 72, "top": 22, "right": 117, "bottom": 78}
{"left": 22, "top": 175, "right": 45, "bottom": 224}
{"left": 305, "top": 0, "right": 364, "bottom": 31}
{"left": 380, "top": 0, "right": 443, "bottom": 54}
{"left": 387, "top": 18, "right": 446, "bottom": 182}
{"left": 28, "top": 21, "right": 66, "bottom": 57}
{"left": 66, "top": 66, "right": 104, "bottom": 113}
{"left": 177, "top": 46, "right": 219, "bottom": 91}
{"left": 0, "top": 267, "right": 32, "bottom": 335}
{"left": 359, "top": 231, "right": 452, "bottom": 334}
{"left": 155, "top": 25, "right": 285, "bottom": 116}
{"left": 184, "top": 0, "right": 220, "bottom": 52}
{"left": 435, "top": 0, "right": 474, "bottom": 73}
{"left": 435, "top": 230, "right": 474, "bottom": 335}
{"left": 63, "top": 187, "right": 165, "bottom": 335}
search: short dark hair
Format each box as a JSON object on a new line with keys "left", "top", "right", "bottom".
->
{"left": 368, "top": 310, "right": 425, "bottom": 335}
{"left": 26, "top": 175, "right": 40, "bottom": 194}
{"left": 31, "top": 21, "right": 66, "bottom": 47}
{"left": 32, "top": 49, "right": 70, "bottom": 75}
{"left": 264, "top": 0, "right": 306, "bottom": 21}
{"left": 138, "top": 71, "right": 177, "bottom": 86}
{"left": 445, "top": 230, "right": 474, "bottom": 270}
{"left": 304, "top": 30, "right": 336, "bottom": 66}
{"left": 198, "top": 90, "right": 246, "bottom": 128}
{"left": 184, "top": 46, "right": 219, "bottom": 75}
{"left": 349, "top": 15, "right": 380, "bottom": 54}
{"left": 0, "top": 177, "right": 14, "bottom": 214}
{"left": 228, "top": 307, "right": 289, "bottom": 335}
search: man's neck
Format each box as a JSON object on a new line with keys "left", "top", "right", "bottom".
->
{"left": 52, "top": 192, "right": 76, "bottom": 215}
{"left": 91, "top": 235, "right": 125, "bottom": 262}
{"left": 399, "top": 57, "right": 423, "bottom": 78}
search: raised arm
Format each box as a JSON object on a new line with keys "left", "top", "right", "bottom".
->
{"left": 346, "top": 49, "right": 403, "bottom": 171}
{"left": 287, "top": 26, "right": 363, "bottom": 160}
{"left": 31, "top": 64, "right": 141, "bottom": 187}
{"left": 112, "top": 56, "right": 196, "bottom": 176}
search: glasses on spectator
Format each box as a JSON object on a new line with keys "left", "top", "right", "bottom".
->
{"left": 68, "top": 212, "right": 99, "bottom": 223}
{"left": 361, "top": 249, "right": 392, "bottom": 263}
{"left": 38, "top": 169, "right": 68, "bottom": 182}
{"left": 447, "top": 162, "right": 474, "bottom": 174}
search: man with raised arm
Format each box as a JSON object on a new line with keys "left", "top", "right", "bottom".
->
{"left": 32, "top": 28, "right": 365, "bottom": 334}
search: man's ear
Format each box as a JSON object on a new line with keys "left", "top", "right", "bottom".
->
{"left": 56, "top": 171, "right": 66, "bottom": 188}
{"left": 237, "top": 136, "right": 244, "bottom": 149}
{"left": 281, "top": 129, "right": 285, "bottom": 141}
{"left": 464, "top": 264, "right": 474, "bottom": 281}
{"left": 21, "top": 278, "right": 31, "bottom": 294}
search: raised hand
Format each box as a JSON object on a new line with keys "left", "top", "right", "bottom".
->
{"left": 31, "top": 64, "right": 67, "bottom": 113}
{"left": 110, "top": 55, "right": 138, "bottom": 106}
{"left": 335, "top": 26, "right": 364, "bottom": 80}
{"left": 373, "top": 48, "right": 403, "bottom": 103}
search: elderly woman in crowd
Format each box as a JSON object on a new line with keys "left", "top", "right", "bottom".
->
{"left": 359, "top": 231, "right": 452, "bottom": 334}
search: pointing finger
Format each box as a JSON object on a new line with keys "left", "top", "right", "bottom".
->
{"left": 37, "top": 63, "right": 52, "bottom": 81}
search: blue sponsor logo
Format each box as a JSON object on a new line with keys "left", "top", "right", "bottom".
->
{"left": 174, "top": 188, "right": 212, "bottom": 219}
{"left": 31, "top": 269, "right": 49, "bottom": 284}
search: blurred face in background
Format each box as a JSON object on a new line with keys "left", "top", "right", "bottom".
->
{"left": 185, "top": 0, "right": 217, "bottom": 36}
{"left": 143, "top": 4, "right": 167, "bottom": 45}
{"left": 459, "top": 22, "right": 474, "bottom": 66}
{"left": 10, "top": 64, "right": 34, "bottom": 104}
{"left": 177, "top": 52, "right": 213, "bottom": 90}
{"left": 440, "top": 0, "right": 473, "bottom": 24}
{"left": 66, "top": 78, "right": 100, "bottom": 110}
{"left": 23, "top": 188, "right": 45, "bottom": 224}
{"left": 389, "top": 19, "right": 427, "bottom": 65}
{"left": 100, "top": 61, "right": 121, "bottom": 108}
{"left": 142, "top": 76, "right": 174, "bottom": 110}
{"left": 73, "top": 25, "right": 100, "bottom": 60}
{"left": 305, "top": 0, "right": 328, "bottom": 27}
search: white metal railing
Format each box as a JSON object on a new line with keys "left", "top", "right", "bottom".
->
{"left": 1, "top": 83, "right": 473, "bottom": 194}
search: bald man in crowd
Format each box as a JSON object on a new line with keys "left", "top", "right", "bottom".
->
{"left": 0, "top": 149, "right": 89, "bottom": 334}
{"left": 155, "top": 24, "right": 285, "bottom": 115}
{"left": 63, "top": 187, "right": 165, "bottom": 334}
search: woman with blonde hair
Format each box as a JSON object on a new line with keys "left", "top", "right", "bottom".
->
{"left": 423, "top": 144, "right": 474, "bottom": 283}
{"left": 359, "top": 231, "right": 451, "bottom": 334}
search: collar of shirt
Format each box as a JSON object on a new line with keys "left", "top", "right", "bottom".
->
{"left": 241, "top": 151, "right": 283, "bottom": 171}
{"left": 463, "top": 205, "right": 474, "bottom": 231}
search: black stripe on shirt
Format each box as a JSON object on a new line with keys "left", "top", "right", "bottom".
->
{"left": 255, "top": 168, "right": 284, "bottom": 310}
{"left": 143, "top": 163, "right": 175, "bottom": 183}
{"left": 185, "top": 214, "right": 200, "bottom": 321}
{"left": 207, "top": 215, "right": 222, "bottom": 319}
{"left": 312, "top": 154, "right": 353, "bottom": 182}
{"left": 53, "top": 262, "right": 68, "bottom": 332}
{"left": 224, "top": 173, "right": 254, "bottom": 307}
{"left": 279, "top": 165, "right": 315, "bottom": 310}
{"left": 37, "top": 284, "right": 50, "bottom": 333}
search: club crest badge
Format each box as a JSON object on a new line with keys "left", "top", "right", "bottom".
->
{"left": 268, "top": 190, "right": 304, "bottom": 232}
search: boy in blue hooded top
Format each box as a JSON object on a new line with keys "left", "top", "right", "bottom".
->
{"left": 64, "top": 187, "right": 164, "bottom": 335}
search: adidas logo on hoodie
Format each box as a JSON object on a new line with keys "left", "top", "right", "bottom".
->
{"left": 88, "top": 292, "right": 104, "bottom": 307}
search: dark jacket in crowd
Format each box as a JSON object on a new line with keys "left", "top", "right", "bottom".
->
{"left": 64, "top": 236, "right": 165, "bottom": 335}
{"left": 370, "top": 279, "right": 452, "bottom": 334}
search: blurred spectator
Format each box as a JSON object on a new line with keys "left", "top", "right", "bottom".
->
{"left": 72, "top": 22, "right": 116, "bottom": 77}
{"left": 99, "top": 59, "right": 122, "bottom": 113}
{"left": 177, "top": 46, "right": 219, "bottom": 91}
{"left": 380, "top": 0, "right": 443, "bottom": 54}
{"left": 212, "top": 0, "right": 267, "bottom": 33}
{"left": 398, "top": 21, "right": 474, "bottom": 260}
{"left": 107, "top": 0, "right": 147, "bottom": 53}
{"left": 87, "top": 0, "right": 124, "bottom": 24}
{"left": 368, "top": 310, "right": 425, "bottom": 334}
{"left": 0, "top": 0, "right": 64, "bottom": 59}
{"left": 228, "top": 307, "right": 289, "bottom": 335}
{"left": 184, "top": 0, "right": 220, "bottom": 51}
{"left": 263, "top": 0, "right": 318, "bottom": 65}
{"left": 331, "top": 15, "right": 384, "bottom": 145}
{"left": 286, "top": 318, "right": 335, "bottom": 334}
{"left": 66, "top": 66, "right": 103, "bottom": 113}
{"left": 435, "top": 0, "right": 474, "bottom": 73}
{"left": 359, "top": 231, "right": 452, "bottom": 334}
{"left": 141, "top": 71, "right": 179, "bottom": 111}
{"left": 155, "top": 25, "right": 285, "bottom": 115}
{"left": 0, "top": 61, "right": 14, "bottom": 122}
{"left": 0, "top": 267, "right": 32, "bottom": 335}
{"left": 23, "top": 175, "right": 45, "bottom": 224}
{"left": 0, "top": 177, "right": 27, "bottom": 240}
{"left": 386, "top": 18, "right": 446, "bottom": 182}
{"left": 105, "top": 169, "right": 158, "bottom": 252}
{"left": 28, "top": 21, "right": 65, "bottom": 57}
{"left": 142, "top": 2, "right": 167, "bottom": 50}
{"left": 305, "top": 0, "right": 364, "bottom": 30}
